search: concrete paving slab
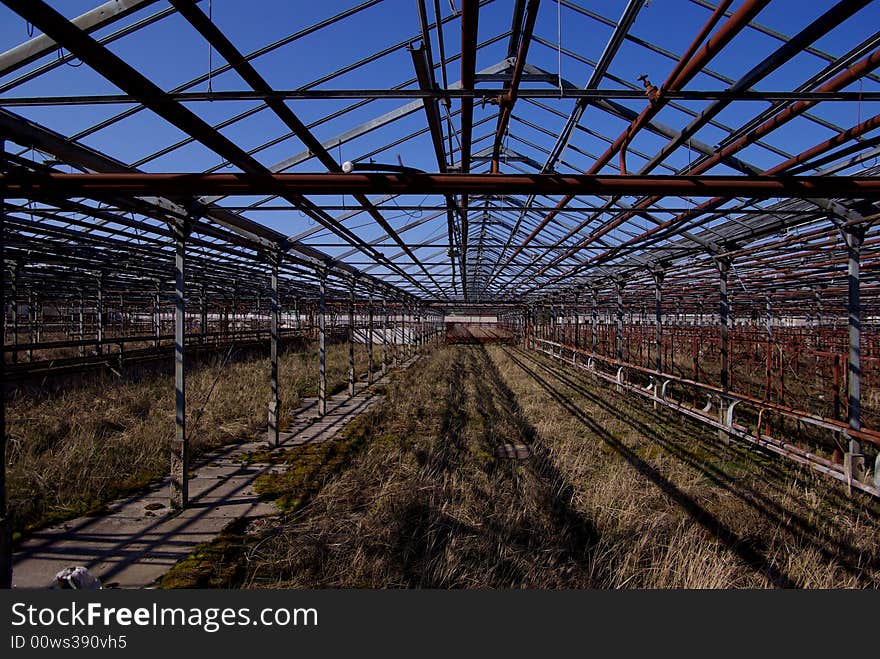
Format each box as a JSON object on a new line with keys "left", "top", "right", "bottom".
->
{"left": 11, "top": 359, "right": 417, "bottom": 589}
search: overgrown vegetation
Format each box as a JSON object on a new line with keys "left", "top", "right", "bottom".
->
{"left": 181, "top": 344, "right": 880, "bottom": 589}
{"left": 6, "top": 341, "right": 379, "bottom": 536}
{"left": 16, "top": 337, "right": 879, "bottom": 588}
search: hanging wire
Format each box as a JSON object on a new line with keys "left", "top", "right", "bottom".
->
{"left": 59, "top": 47, "right": 83, "bottom": 67}
{"left": 390, "top": 194, "right": 427, "bottom": 219}
{"left": 25, "top": 20, "right": 34, "bottom": 38}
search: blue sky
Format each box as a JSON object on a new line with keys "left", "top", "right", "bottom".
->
{"left": 1, "top": 1, "right": 878, "bottom": 272}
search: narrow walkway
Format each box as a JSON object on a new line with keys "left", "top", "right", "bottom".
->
{"left": 11, "top": 359, "right": 416, "bottom": 589}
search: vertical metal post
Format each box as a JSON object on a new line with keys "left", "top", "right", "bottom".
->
{"left": 367, "top": 288, "right": 374, "bottom": 384}
{"left": 615, "top": 279, "right": 624, "bottom": 361}
{"left": 842, "top": 225, "right": 866, "bottom": 482}
{"left": 407, "top": 300, "right": 412, "bottom": 357}
{"left": 561, "top": 299, "right": 567, "bottom": 346}
{"left": 348, "top": 279, "right": 356, "bottom": 397}
{"left": 77, "top": 287, "right": 84, "bottom": 358}
{"left": 231, "top": 283, "right": 238, "bottom": 344}
{"left": 764, "top": 295, "right": 773, "bottom": 403}
{"left": 591, "top": 287, "right": 598, "bottom": 353}
{"left": 200, "top": 282, "right": 208, "bottom": 345}
{"left": 27, "top": 289, "right": 35, "bottom": 362}
{"left": 573, "top": 292, "right": 580, "bottom": 351}
{"left": 0, "top": 140, "right": 13, "bottom": 588}
{"left": 170, "top": 218, "right": 190, "bottom": 510}
{"left": 318, "top": 269, "right": 327, "bottom": 417}
{"left": 95, "top": 273, "right": 105, "bottom": 356}
{"left": 153, "top": 282, "right": 161, "bottom": 348}
{"left": 717, "top": 257, "right": 730, "bottom": 444}
{"left": 268, "top": 254, "right": 281, "bottom": 447}
{"left": 718, "top": 258, "right": 730, "bottom": 392}
{"left": 9, "top": 265, "right": 17, "bottom": 365}
{"left": 653, "top": 268, "right": 664, "bottom": 373}
{"left": 118, "top": 293, "right": 125, "bottom": 338}
{"left": 382, "top": 293, "right": 388, "bottom": 375}
{"left": 394, "top": 300, "right": 401, "bottom": 363}
{"left": 524, "top": 305, "right": 530, "bottom": 348}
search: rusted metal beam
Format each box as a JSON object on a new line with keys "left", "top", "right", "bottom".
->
{"left": 5, "top": 171, "right": 880, "bottom": 198}
{"left": 502, "top": 0, "right": 766, "bottom": 268}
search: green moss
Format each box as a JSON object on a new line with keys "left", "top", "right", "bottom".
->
{"left": 254, "top": 411, "right": 378, "bottom": 512}
{"left": 158, "top": 519, "right": 253, "bottom": 589}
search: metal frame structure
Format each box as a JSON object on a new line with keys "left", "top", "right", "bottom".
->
{"left": 1, "top": 0, "right": 880, "bottom": 587}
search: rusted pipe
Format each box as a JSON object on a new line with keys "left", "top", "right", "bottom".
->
{"left": 5, "top": 172, "right": 880, "bottom": 197}
{"left": 504, "top": 0, "right": 767, "bottom": 267}
{"left": 619, "top": 0, "right": 734, "bottom": 175}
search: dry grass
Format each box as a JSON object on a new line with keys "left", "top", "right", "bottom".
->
{"left": 6, "top": 340, "right": 380, "bottom": 535}
{"left": 494, "top": 346, "right": 880, "bottom": 588}
{"left": 214, "top": 344, "right": 880, "bottom": 589}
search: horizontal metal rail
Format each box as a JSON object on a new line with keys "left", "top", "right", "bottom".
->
{"left": 4, "top": 173, "right": 880, "bottom": 199}
{"left": 532, "top": 337, "right": 880, "bottom": 499}
{"left": 1, "top": 326, "right": 304, "bottom": 354}
{"left": 3, "top": 90, "right": 878, "bottom": 105}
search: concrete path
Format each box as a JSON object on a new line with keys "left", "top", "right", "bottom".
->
{"left": 12, "top": 360, "right": 414, "bottom": 589}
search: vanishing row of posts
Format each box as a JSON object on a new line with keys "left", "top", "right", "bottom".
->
{"left": 520, "top": 223, "right": 875, "bottom": 489}
{"left": 168, "top": 243, "right": 443, "bottom": 509}
{"left": 0, "top": 186, "right": 444, "bottom": 585}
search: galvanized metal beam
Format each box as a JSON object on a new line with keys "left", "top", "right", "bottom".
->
{"left": 0, "top": 0, "right": 161, "bottom": 77}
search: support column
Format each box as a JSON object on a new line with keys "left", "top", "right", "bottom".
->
{"left": 153, "top": 281, "right": 161, "bottom": 349}
{"left": 348, "top": 279, "right": 356, "bottom": 397}
{"left": 318, "top": 268, "right": 327, "bottom": 417}
{"left": 573, "top": 292, "right": 580, "bottom": 351}
{"left": 615, "top": 279, "right": 624, "bottom": 361}
{"left": 9, "top": 266, "right": 17, "bottom": 365}
{"left": 77, "top": 287, "right": 84, "bottom": 358}
{"left": 842, "top": 225, "right": 867, "bottom": 483}
{"left": 200, "top": 282, "right": 208, "bottom": 345}
{"left": 170, "top": 218, "right": 190, "bottom": 510}
{"left": 653, "top": 267, "right": 664, "bottom": 373}
{"left": 406, "top": 299, "right": 413, "bottom": 359}
{"left": 367, "top": 288, "right": 375, "bottom": 384}
{"left": 231, "top": 283, "right": 238, "bottom": 344}
{"left": 764, "top": 296, "right": 773, "bottom": 402}
{"left": 268, "top": 254, "right": 281, "bottom": 447}
{"left": 591, "top": 287, "right": 598, "bottom": 354}
{"left": 717, "top": 257, "right": 731, "bottom": 445}
{"left": 561, "top": 299, "right": 567, "bottom": 346}
{"left": 526, "top": 304, "right": 532, "bottom": 349}
{"left": 95, "top": 272, "right": 105, "bottom": 356}
{"left": 392, "top": 299, "right": 399, "bottom": 367}
{"left": 382, "top": 293, "right": 388, "bottom": 375}
{"left": 27, "top": 290, "right": 35, "bottom": 362}
{"left": 0, "top": 141, "right": 13, "bottom": 588}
